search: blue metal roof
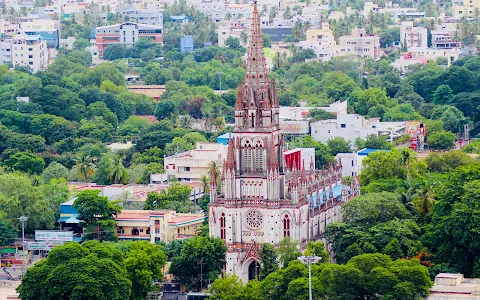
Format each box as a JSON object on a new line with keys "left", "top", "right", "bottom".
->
{"left": 357, "top": 148, "right": 388, "bottom": 156}
{"left": 309, "top": 184, "right": 344, "bottom": 207}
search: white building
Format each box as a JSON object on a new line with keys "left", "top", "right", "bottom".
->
{"left": 336, "top": 28, "right": 381, "bottom": 60}
{"left": 0, "top": 38, "right": 13, "bottom": 65}
{"left": 12, "top": 34, "right": 48, "bottom": 73}
{"left": 115, "top": 8, "right": 164, "bottom": 26}
{"left": 336, "top": 148, "right": 385, "bottom": 178}
{"left": 196, "top": 0, "right": 226, "bottom": 23}
{"left": 279, "top": 101, "right": 348, "bottom": 120}
{"left": 217, "top": 21, "right": 249, "bottom": 47}
{"left": 164, "top": 143, "right": 227, "bottom": 181}
{"left": 310, "top": 114, "right": 406, "bottom": 145}
{"left": 431, "top": 30, "right": 461, "bottom": 49}
{"left": 400, "top": 21, "right": 428, "bottom": 50}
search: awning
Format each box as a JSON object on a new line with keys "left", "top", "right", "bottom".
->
{"left": 65, "top": 215, "right": 79, "bottom": 224}
{"left": 57, "top": 216, "right": 70, "bottom": 223}
{"left": 0, "top": 248, "right": 16, "bottom": 254}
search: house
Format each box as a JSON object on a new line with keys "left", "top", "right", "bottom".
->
{"left": 336, "top": 148, "right": 387, "bottom": 177}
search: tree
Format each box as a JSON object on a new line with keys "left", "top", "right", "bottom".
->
{"left": 42, "top": 162, "right": 69, "bottom": 183}
{"left": 305, "top": 241, "right": 329, "bottom": 261}
{"left": 260, "top": 243, "right": 278, "bottom": 279}
{"left": 327, "top": 137, "right": 351, "bottom": 156}
{"left": 360, "top": 148, "right": 425, "bottom": 186}
{"left": 225, "top": 36, "right": 242, "bottom": 50}
{"left": 432, "top": 84, "right": 453, "bottom": 105}
{"left": 107, "top": 155, "right": 129, "bottom": 184}
{"left": 277, "top": 237, "right": 302, "bottom": 268}
{"left": 144, "top": 182, "right": 194, "bottom": 213}
{"left": 209, "top": 274, "right": 245, "bottom": 300}
{"left": 154, "top": 100, "right": 176, "bottom": 120}
{"left": 4, "top": 151, "right": 45, "bottom": 174}
{"left": 73, "top": 190, "right": 121, "bottom": 241}
{"left": 103, "top": 44, "right": 127, "bottom": 60}
{"left": 169, "top": 236, "right": 227, "bottom": 288}
{"left": 115, "top": 241, "right": 167, "bottom": 300}
{"left": 342, "top": 192, "right": 411, "bottom": 226}
{"left": 0, "top": 211, "right": 18, "bottom": 246}
{"left": 17, "top": 241, "right": 132, "bottom": 300}
{"left": 428, "top": 130, "right": 456, "bottom": 150}
{"left": 73, "top": 153, "right": 95, "bottom": 181}
{"left": 383, "top": 238, "right": 404, "bottom": 259}
{"left": 351, "top": 87, "right": 393, "bottom": 116}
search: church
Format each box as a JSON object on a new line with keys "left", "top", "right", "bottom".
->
{"left": 208, "top": 2, "right": 360, "bottom": 283}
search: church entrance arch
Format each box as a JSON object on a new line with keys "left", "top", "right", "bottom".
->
{"left": 247, "top": 260, "right": 260, "bottom": 281}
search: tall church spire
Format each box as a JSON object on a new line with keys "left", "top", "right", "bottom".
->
{"left": 245, "top": 2, "right": 268, "bottom": 88}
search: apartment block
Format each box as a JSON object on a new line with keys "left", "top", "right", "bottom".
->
{"left": 0, "top": 37, "right": 13, "bottom": 65}
{"left": 12, "top": 34, "right": 48, "bottom": 73}
{"left": 453, "top": 0, "right": 480, "bottom": 17}
{"left": 400, "top": 21, "right": 428, "bottom": 50}
{"left": 336, "top": 28, "right": 381, "bottom": 60}
{"left": 431, "top": 30, "right": 461, "bottom": 49}
{"left": 20, "top": 19, "right": 60, "bottom": 48}
{"left": 94, "top": 22, "right": 163, "bottom": 58}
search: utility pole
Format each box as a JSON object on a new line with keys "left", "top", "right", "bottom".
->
{"left": 198, "top": 257, "right": 206, "bottom": 290}
{"left": 298, "top": 256, "right": 322, "bottom": 300}
{"left": 216, "top": 72, "right": 223, "bottom": 91}
{"left": 18, "top": 216, "right": 28, "bottom": 277}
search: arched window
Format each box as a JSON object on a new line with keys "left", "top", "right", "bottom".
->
{"left": 254, "top": 140, "right": 263, "bottom": 172}
{"left": 283, "top": 215, "right": 290, "bottom": 238}
{"left": 220, "top": 213, "right": 226, "bottom": 240}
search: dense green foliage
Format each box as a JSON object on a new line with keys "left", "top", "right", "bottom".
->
{"left": 18, "top": 240, "right": 167, "bottom": 300}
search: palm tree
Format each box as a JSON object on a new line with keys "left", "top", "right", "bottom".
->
{"left": 239, "top": 30, "right": 248, "bottom": 47}
{"left": 413, "top": 181, "right": 435, "bottom": 222}
{"left": 74, "top": 154, "right": 95, "bottom": 181}
{"left": 396, "top": 186, "right": 417, "bottom": 215}
{"left": 201, "top": 175, "right": 209, "bottom": 193}
{"left": 207, "top": 161, "right": 222, "bottom": 193}
{"left": 107, "top": 156, "right": 129, "bottom": 184}
{"left": 400, "top": 148, "right": 413, "bottom": 184}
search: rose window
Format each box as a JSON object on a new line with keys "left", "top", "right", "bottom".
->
{"left": 245, "top": 209, "right": 263, "bottom": 230}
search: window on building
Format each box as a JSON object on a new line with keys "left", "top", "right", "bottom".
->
{"left": 283, "top": 215, "right": 290, "bottom": 238}
{"left": 220, "top": 213, "right": 226, "bottom": 240}
{"left": 117, "top": 227, "right": 124, "bottom": 234}
{"left": 28, "top": 48, "right": 32, "bottom": 51}
{"left": 28, "top": 55, "right": 32, "bottom": 58}
{"left": 132, "top": 227, "right": 139, "bottom": 235}
{"left": 140, "top": 229, "right": 144, "bottom": 233}
{"left": 340, "top": 124, "right": 346, "bottom": 128}
{"left": 185, "top": 167, "right": 190, "bottom": 171}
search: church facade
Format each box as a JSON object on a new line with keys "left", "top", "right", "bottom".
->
{"left": 208, "top": 2, "right": 359, "bottom": 283}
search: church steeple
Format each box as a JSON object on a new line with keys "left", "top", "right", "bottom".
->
{"left": 245, "top": 2, "right": 269, "bottom": 89}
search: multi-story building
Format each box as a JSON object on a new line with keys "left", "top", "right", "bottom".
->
{"left": 209, "top": 3, "right": 359, "bottom": 283}
{"left": 180, "top": 35, "right": 194, "bottom": 53}
{"left": 226, "top": 3, "right": 251, "bottom": 19}
{"left": 196, "top": 0, "right": 226, "bottom": 23}
{"left": 94, "top": 22, "right": 163, "bottom": 58}
{"left": 452, "top": 0, "right": 480, "bottom": 17}
{"left": 164, "top": 143, "right": 228, "bottom": 181}
{"left": 115, "top": 7, "right": 164, "bottom": 26}
{"left": 310, "top": 114, "right": 406, "bottom": 145}
{"left": 336, "top": 28, "right": 381, "bottom": 60}
{"left": 19, "top": 19, "right": 60, "bottom": 48}
{"left": 218, "top": 21, "right": 249, "bottom": 47}
{"left": 306, "top": 23, "right": 336, "bottom": 47}
{"left": 0, "top": 37, "right": 13, "bottom": 65}
{"left": 58, "top": 200, "right": 205, "bottom": 243}
{"left": 12, "top": 34, "right": 48, "bottom": 73}
{"left": 431, "top": 30, "right": 461, "bottom": 49}
{"left": 400, "top": 21, "right": 428, "bottom": 50}
{"left": 298, "top": 22, "right": 336, "bottom": 60}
